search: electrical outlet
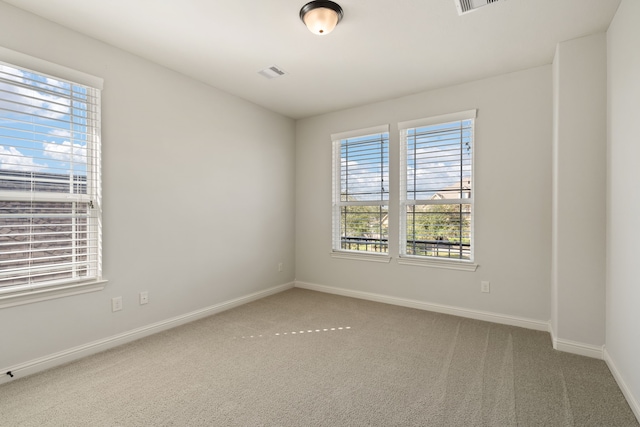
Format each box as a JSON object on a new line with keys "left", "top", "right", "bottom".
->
{"left": 112, "top": 296, "right": 123, "bottom": 312}
{"left": 139, "top": 291, "right": 149, "bottom": 305}
{"left": 278, "top": 262, "right": 283, "bottom": 272}
{"left": 481, "top": 281, "right": 491, "bottom": 293}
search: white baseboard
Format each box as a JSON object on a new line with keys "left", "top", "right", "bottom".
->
{"left": 549, "top": 322, "right": 604, "bottom": 359}
{"left": 604, "top": 347, "right": 640, "bottom": 423}
{"left": 1, "top": 282, "right": 294, "bottom": 385}
{"left": 297, "top": 282, "right": 611, "bottom": 360}
{"left": 553, "top": 337, "right": 604, "bottom": 359}
{"left": 295, "top": 281, "right": 549, "bottom": 332}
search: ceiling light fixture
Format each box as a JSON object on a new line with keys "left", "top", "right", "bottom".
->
{"left": 299, "top": 1, "right": 343, "bottom": 35}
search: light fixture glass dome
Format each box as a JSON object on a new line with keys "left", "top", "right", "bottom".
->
{"left": 300, "top": 1, "right": 343, "bottom": 35}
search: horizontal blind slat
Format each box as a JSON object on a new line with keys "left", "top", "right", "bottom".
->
{"left": 402, "top": 117, "right": 473, "bottom": 261}
{"left": 0, "top": 60, "right": 102, "bottom": 290}
{"left": 0, "top": 260, "right": 98, "bottom": 277}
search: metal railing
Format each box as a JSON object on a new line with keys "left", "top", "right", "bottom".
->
{"left": 406, "top": 238, "right": 470, "bottom": 259}
{"left": 340, "top": 236, "right": 388, "bottom": 253}
{"left": 341, "top": 236, "right": 470, "bottom": 259}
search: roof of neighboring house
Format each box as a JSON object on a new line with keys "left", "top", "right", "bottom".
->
{"left": 431, "top": 179, "right": 472, "bottom": 200}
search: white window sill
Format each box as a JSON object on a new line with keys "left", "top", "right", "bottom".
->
{"left": 397, "top": 256, "right": 478, "bottom": 271}
{"left": 0, "top": 279, "right": 108, "bottom": 309}
{"left": 331, "top": 251, "right": 392, "bottom": 263}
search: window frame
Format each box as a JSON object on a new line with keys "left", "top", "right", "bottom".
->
{"left": 0, "top": 48, "right": 106, "bottom": 308}
{"left": 398, "top": 110, "right": 478, "bottom": 271}
{"left": 331, "top": 124, "right": 391, "bottom": 262}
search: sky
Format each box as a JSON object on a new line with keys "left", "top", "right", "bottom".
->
{"left": 0, "top": 63, "right": 93, "bottom": 191}
{"left": 340, "top": 132, "right": 389, "bottom": 202}
{"left": 339, "top": 121, "right": 473, "bottom": 203}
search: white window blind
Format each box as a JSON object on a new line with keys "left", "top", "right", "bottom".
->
{"left": 332, "top": 125, "right": 389, "bottom": 254}
{"left": 0, "top": 61, "right": 102, "bottom": 293}
{"left": 399, "top": 111, "right": 475, "bottom": 261}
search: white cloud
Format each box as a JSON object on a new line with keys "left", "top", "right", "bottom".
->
{"left": 0, "top": 64, "right": 24, "bottom": 85}
{"left": 340, "top": 157, "right": 390, "bottom": 200}
{"left": 43, "top": 141, "right": 87, "bottom": 164}
{"left": 45, "top": 76, "right": 68, "bottom": 89}
{"left": 48, "top": 129, "right": 72, "bottom": 138}
{"left": 0, "top": 65, "right": 69, "bottom": 120}
{"left": 406, "top": 140, "right": 472, "bottom": 196}
{"left": 0, "top": 145, "right": 46, "bottom": 172}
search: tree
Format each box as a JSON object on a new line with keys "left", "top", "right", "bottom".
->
{"left": 410, "top": 204, "right": 469, "bottom": 243}
{"left": 339, "top": 193, "right": 388, "bottom": 251}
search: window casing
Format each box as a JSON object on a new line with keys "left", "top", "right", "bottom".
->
{"left": 332, "top": 125, "right": 389, "bottom": 255}
{"left": 0, "top": 58, "right": 103, "bottom": 303}
{"left": 399, "top": 110, "right": 475, "bottom": 262}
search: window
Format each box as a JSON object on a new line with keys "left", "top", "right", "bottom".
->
{"left": 332, "top": 125, "right": 389, "bottom": 255}
{"left": 0, "top": 57, "right": 103, "bottom": 305}
{"left": 399, "top": 110, "right": 475, "bottom": 263}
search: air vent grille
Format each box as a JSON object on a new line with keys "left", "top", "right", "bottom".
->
{"left": 454, "top": 0, "right": 502, "bottom": 15}
{"left": 258, "top": 65, "right": 287, "bottom": 79}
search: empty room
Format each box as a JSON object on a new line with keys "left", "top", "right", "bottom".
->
{"left": 0, "top": 0, "right": 638, "bottom": 425}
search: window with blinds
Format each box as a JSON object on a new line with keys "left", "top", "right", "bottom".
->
{"left": 0, "top": 61, "right": 102, "bottom": 294}
{"left": 399, "top": 111, "right": 475, "bottom": 261}
{"left": 332, "top": 125, "right": 389, "bottom": 254}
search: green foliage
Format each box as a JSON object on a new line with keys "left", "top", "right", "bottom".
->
{"left": 340, "top": 205, "right": 388, "bottom": 239}
{"left": 409, "top": 204, "right": 470, "bottom": 243}
{"left": 405, "top": 204, "right": 470, "bottom": 259}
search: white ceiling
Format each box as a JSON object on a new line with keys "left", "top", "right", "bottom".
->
{"left": 2, "top": 0, "right": 621, "bottom": 119}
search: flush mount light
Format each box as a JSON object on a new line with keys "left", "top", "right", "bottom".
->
{"left": 299, "top": 1, "right": 343, "bottom": 35}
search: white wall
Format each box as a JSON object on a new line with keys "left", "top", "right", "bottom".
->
{"left": 5, "top": 4, "right": 636, "bottom": 411}
{"left": 606, "top": 0, "right": 640, "bottom": 417}
{"left": 551, "top": 34, "right": 607, "bottom": 351}
{"left": 296, "top": 66, "right": 552, "bottom": 323}
{"left": 0, "top": 3, "right": 295, "bottom": 370}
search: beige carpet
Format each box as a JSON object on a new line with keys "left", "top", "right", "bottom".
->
{"left": 1, "top": 288, "right": 637, "bottom": 426}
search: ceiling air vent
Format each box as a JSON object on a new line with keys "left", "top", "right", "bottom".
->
{"left": 258, "top": 65, "right": 287, "bottom": 79}
{"left": 454, "top": 0, "right": 501, "bottom": 15}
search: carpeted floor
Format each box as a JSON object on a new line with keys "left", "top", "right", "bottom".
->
{"left": 1, "top": 288, "right": 637, "bottom": 426}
